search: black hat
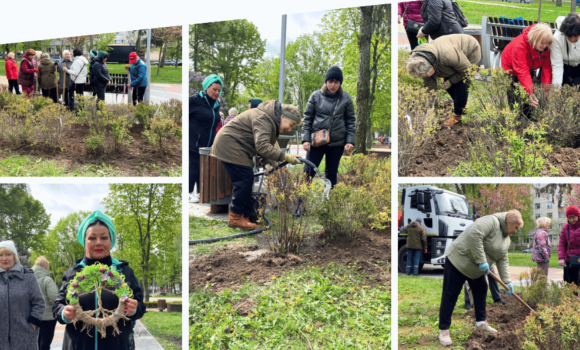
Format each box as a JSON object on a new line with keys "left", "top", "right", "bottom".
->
{"left": 325, "top": 66, "right": 343, "bottom": 84}
{"left": 249, "top": 98, "right": 263, "bottom": 109}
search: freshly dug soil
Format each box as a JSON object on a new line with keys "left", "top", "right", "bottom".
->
{"left": 190, "top": 228, "right": 390, "bottom": 293}
{"left": 0, "top": 124, "right": 181, "bottom": 176}
{"left": 463, "top": 293, "right": 531, "bottom": 350}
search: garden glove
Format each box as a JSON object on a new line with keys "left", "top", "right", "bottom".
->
{"left": 504, "top": 282, "right": 514, "bottom": 296}
{"left": 424, "top": 249, "right": 427, "bottom": 253}
{"left": 284, "top": 154, "right": 301, "bottom": 165}
{"left": 128, "top": 84, "right": 131, "bottom": 88}
{"left": 559, "top": 259, "right": 566, "bottom": 267}
{"left": 125, "top": 65, "right": 130, "bottom": 70}
{"left": 478, "top": 262, "right": 490, "bottom": 275}
{"left": 442, "top": 80, "right": 452, "bottom": 90}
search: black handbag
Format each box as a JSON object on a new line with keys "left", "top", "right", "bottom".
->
{"left": 565, "top": 40, "right": 580, "bottom": 87}
{"left": 568, "top": 225, "right": 580, "bottom": 269}
{"left": 406, "top": 19, "right": 424, "bottom": 33}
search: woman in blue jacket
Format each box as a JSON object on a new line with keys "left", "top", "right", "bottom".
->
{"left": 189, "top": 74, "right": 223, "bottom": 202}
{"left": 125, "top": 52, "right": 148, "bottom": 106}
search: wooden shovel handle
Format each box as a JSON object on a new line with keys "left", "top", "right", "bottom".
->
{"left": 488, "top": 270, "right": 534, "bottom": 312}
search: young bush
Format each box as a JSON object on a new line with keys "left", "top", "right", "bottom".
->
{"left": 84, "top": 103, "right": 133, "bottom": 154}
{"left": 533, "top": 84, "right": 580, "bottom": 147}
{"left": 134, "top": 102, "right": 157, "bottom": 127}
{"left": 30, "top": 96, "right": 53, "bottom": 112}
{"left": 158, "top": 99, "right": 182, "bottom": 125}
{"left": 0, "top": 91, "right": 17, "bottom": 109}
{"left": 76, "top": 96, "right": 100, "bottom": 128}
{"left": 0, "top": 98, "right": 33, "bottom": 144}
{"left": 518, "top": 267, "right": 576, "bottom": 308}
{"left": 398, "top": 50, "right": 424, "bottom": 88}
{"left": 142, "top": 118, "right": 182, "bottom": 154}
{"left": 26, "top": 103, "right": 73, "bottom": 148}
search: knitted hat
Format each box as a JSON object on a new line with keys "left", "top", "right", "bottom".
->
{"left": 129, "top": 52, "right": 138, "bottom": 64}
{"left": 325, "top": 66, "right": 343, "bottom": 84}
{"left": 249, "top": 98, "right": 263, "bottom": 109}
{"left": 90, "top": 49, "right": 98, "bottom": 58}
{"left": 0, "top": 240, "right": 18, "bottom": 257}
{"left": 416, "top": 218, "right": 422, "bottom": 223}
{"left": 566, "top": 205, "right": 580, "bottom": 217}
{"left": 202, "top": 74, "right": 223, "bottom": 95}
{"left": 77, "top": 210, "right": 117, "bottom": 249}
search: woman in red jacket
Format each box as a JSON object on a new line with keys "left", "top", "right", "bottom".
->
{"left": 5, "top": 52, "right": 21, "bottom": 95}
{"left": 398, "top": 1, "right": 424, "bottom": 50}
{"left": 559, "top": 205, "right": 580, "bottom": 286}
{"left": 501, "top": 23, "right": 553, "bottom": 120}
{"left": 18, "top": 49, "right": 38, "bottom": 98}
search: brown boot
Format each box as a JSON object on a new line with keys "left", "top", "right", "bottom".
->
{"left": 228, "top": 212, "right": 262, "bottom": 230}
{"left": 444, "top": 114, "right": 462, "bottom": 126}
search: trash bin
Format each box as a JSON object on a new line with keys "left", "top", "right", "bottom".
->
{"left": 199, "top": 147, "right": 233, "bottom": 205}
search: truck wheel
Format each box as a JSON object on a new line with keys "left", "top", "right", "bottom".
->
{"left": 398, "top": 245, "right": 407, "bottom": 273}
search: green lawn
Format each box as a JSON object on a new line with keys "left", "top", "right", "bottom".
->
{"left": 189, "top": 216, "right": 258, "bottom": 256}
{"left": 190, "top": 263, "right": 390, "bottom": 349}
{"left": 399, "top": 275, "right": 524, "bottom": 349}
{"left": 458, "top": 0, "right": 572, "bottom": 25}
{"left": 141, "top": 312, "right": 182, "bottom": 350}
{"left": 508, "top": 251, "right": 561, "bottom": 269}
{"left": 0, "top": 61, "right": 181, "bottom": 85}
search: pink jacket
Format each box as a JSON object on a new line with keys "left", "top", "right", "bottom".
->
{"left": 398, "top": 1, "right": 424, "bottom": 28}
{"left": 559, "top": 221, "right": 580, "bottom": 262}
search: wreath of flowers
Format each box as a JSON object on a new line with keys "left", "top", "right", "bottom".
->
{"left": 65, "top": 263, "right": 134, "bottom": 337}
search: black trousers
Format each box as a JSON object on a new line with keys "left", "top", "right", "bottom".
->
{"left": 75, "top": 83, "right": 85, "bottom": 96}
{"left": 222, "top": 161, "right": 254, "bottom": 216}
{"left": 305, "top": 144, "right": 345, "bottom": 187}
{"left": 562, "top": 64, "right": 580, "bottom": 86}
{"left": 63, "top": 86, "right": 75, "bottom": 110}
{"left": 132, "top": 86, "right": 146, "bottom": 106}
{"left": 38, "top": 319, "right": 57, "bottom": 350}
{"left": 439, "top": 259, "right": 487, "bottom": 330}
{"left": 189, "top": 150, "right": 200, "bottom": 193}
{"left": 507, "top": 77, "right": 532, "bottom": 120}
{"left": 96, "top": 87, "right": 106, "bottom": 101}
{"left": 41, "top": 88, "right": 58, "bottom": 103}
{"left": 564, "top": 260, "right": 580, "bottom": 285}
{"left": 446, "top": 78, "right": 470, "bottom": 115}
{"left": 405, "top": 28, "right": 420, "bottom": 50}
{"left": 464, "top": 264, "right": 502, "bottom": 304}
{"left": 8, "top": 79, "right": 20, "bottom": 94}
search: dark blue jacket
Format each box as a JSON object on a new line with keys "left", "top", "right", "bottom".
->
{"left": 129, "top": 59, "right": 148, "bottom": 87}
{"left": 90, "top": 53, "right": 111, "bottom": 89}
{"left": 190, "top": 91, "right": 220, "bottom": 152}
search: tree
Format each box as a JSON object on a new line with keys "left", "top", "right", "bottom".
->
{"left": 62, "top": 36, "right": 92, "bottom": 51}
{"left": 103, "top": 184, "right": 181, "bottom": 301}
{"left": 152, "top": 26, "right": 181, "bottom": 75}
{"left": 93, "top": 33, "right": 117, "bottom": 52}
{"left": 245, "top": 56, "right": 282, "bottom": 102}
{"left": 564, "top": 184, "right": 580, "bottom": 208}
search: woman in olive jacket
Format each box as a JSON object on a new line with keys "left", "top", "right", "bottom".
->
{"left": 301, "top": 66, "right": 356, "bottom": 188}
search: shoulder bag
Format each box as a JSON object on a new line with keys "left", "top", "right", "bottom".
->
{"left": 568, "top": 225, "right": 580, "bottom": 268}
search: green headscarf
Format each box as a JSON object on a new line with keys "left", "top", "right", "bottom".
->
{"left": 77, "top": 210, "right": 117, "bottom": 249}
{"left": 202, "top": 74, "right": 223, "bottom": 96}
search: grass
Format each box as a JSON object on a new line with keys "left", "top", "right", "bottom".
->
{"left": 398, "top": 275, "right": 524, "bottom": 349}
{"left": 190, "top": 263, "right": 390, "bottom": 349}
{"left": 508, "top": 251, "right": 562, "bottom": 269}
{"left": 140, "top": 311, "right": 182, "bottom": 350}
{"left": 458, "top": 0, "right": 572, "bottom": 25}
{"left": 189, "top": 216, "right": 258, "bottom": 256}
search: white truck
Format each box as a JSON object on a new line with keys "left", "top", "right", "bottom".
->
{"left": 398, "top": 185, "right": 477, "bottom": 273}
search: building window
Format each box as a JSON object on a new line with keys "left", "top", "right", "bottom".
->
{"left": 535, "top": 203, "right": 541, "bottom": 209}
{"left": 535, "top": 214, "right": 541, "bottom": 219}
{"left": 535, "top": 192, "right": 540, "bottom": 198}
{"left": 524, "top": 237, "right": 530, "bottom": 244}
{"left": 117, "top": 32, "right": 124, "bottom": 35}
{"left": 534, "top": 184, "right": 541, "bottom": 188}
{"left": 559, "top": 212, "right": 566, "bottom": 218}
{"left": 547, "top": 202, "right": 553, "bottom": 209}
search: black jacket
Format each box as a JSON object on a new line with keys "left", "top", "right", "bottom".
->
{"left": 53, "top": 257, "right": 146, "bottom": 350}
{"left": 301, "top": 89, "right": 356, "bottom": 147}
{"left": 90, "top": 58, "right": 111, "bottom": 89}
{"left": 421, "top": 0, "right": 464, "bottom": 40}
{"left": 189, "top": 91, "right": 221, "bottom": 153}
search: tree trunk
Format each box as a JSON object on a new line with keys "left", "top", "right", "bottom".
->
{"left": 556, "top": 0, "right": 561, "bottom": 7}
{"left": 353, "top": 6, "right": 374, "bottom": 155}
{"left": 572, "top": 0, "right": 576, "bottom": 15}
{"left": 157, "top": 41, "right": 163, "bottom": 78}
{"left": 160, "top": 41, "right": 168, "bottom": 68}
{"left": 538, "top": 0, "right": 542, "bottom": 21}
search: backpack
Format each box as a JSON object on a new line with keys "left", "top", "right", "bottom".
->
{"left": 451, "top": 0, "right": 469, "bottom": 28}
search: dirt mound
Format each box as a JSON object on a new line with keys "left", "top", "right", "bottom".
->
{"left": 190, "top": 229, "right": 390, "bottom": 293}
{"left": 0, "top": 124, "right": 181, "bottom": 176}
{"left": 548, "top": 145, "right": 580, "bottom": 177}
{"left": 463, "top": 293, "right": 531, "bottom": 350}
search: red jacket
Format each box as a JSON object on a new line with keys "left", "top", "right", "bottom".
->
{"left": 5, "top": 58, "right": 18, "bottom": 80}
{"left": 398, "top": 1, "right": 424, "bottom": 28}
{"left": 215, "top": 119, "right": 224, "bottom": 133}
{"left": 559, "top": 221, "right": 580, "bottom": 262}
{"left": 501, "top": 24, "right": 552, "bottom": 95}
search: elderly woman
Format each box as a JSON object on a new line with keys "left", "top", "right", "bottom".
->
{"left": 5, "top": 52, "right": 21, "bottom": 95}
{"left": 502, "top": 23, "right": 553, "bottom": 119}
{"left": 551, "top": 14, "right": 580, "bottom": 86}
{"left": 438, "top": 210, "right": 523, "bottom": 347}
{"left": 189, "top": 74, "right": 223, "bottom": 203}
{"left": 0, "top": 240, "right": 45, "bottom": 350}
{"left": 419, "top": 0, "right": 464, "bottom": 41}
{"left": 58, "top": 50, "right": 74, "bottom": 109}
{"left": 532, "top": 217, "right": 552, "bottom": 276}
{"left": 559, "top": 205, "right": 580, "bottom": 286}
{"left": 18, "top": 49, "right": 39, "bottom": 97}
{"left": 90, "top": 51, "right": 112, "bottom": 102}
{"left": 211, "top": 100, "right": 302, "bottom": 229}
{"left": 52, "top": 211, "right": 146, "bottom": 349}
{"left": 223, "top": 107, "right": 238, "bottom": 126}
{"left": 32, "top": 256, "right": 59, "bottom": 350}
{"left": 301, "top": 66, "right": 356, "bottom": 190}
{"left": 407, "top": 34, "right": 481, "bottom": 126}
{"left": 37, "top": 53, "right": 58, "bottom": 103}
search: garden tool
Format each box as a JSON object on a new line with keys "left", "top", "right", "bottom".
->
{"left": 62, "top": 69, "right": 67, "bottom": 105}
{"left": 465, "top": 281, "right": 474, "bottom": 308}
{"left": 488, "top": 270, "right": 534, "bottom": 313}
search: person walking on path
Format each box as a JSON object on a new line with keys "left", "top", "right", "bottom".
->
{"left": 37, "top": 53, "right": 58, "bottom": 103}
{"left": 559, "top": 205, "right": 580, "bottom": 285}
{"left": 32, "top": 256, "right": 59, "bottom": 350}
{"left": 532, "top": 217, "right": 552, "bottom": 276}
{"left": 125, "top": 52, "right": 148, "bottom": 105}
{"left": 399, "top": 1, "right": 425, "bottom": 50}
{"left": 18, "top": 49, "right": 39, "bottom": 97}
{"left": 403, "top": 218, "right": 427, "bottom": 276}
{"left": 5, "top": 52, "right": 21, "bottom": 95}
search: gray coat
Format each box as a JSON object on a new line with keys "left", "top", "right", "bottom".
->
{"left": 32, "top": 265, "right": 59, "bottom": 321}
{"left": 58, "top": 58, "right": 73, "bottom": 90}
{"left": 301, "top": 88, "right": 356, "bottom": 147}
{"left": 0, "top": 262, "right": 45, "bottom": 350}
{"left": 421, "top": 0, "right": 464, "bottom": 40}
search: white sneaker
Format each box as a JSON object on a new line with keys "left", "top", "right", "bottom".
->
{"left": 189, "top": 194, "right": 200, "bottom": 203}
{"left": 439, "top": 329, "right": 452, "bottom": 346}
{"left": 475, "top": 321, "right": 497, "bottom": 333}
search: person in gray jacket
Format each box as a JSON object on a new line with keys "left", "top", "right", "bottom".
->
{"left": 438, "top": 210, "right": 523, "bottom": 347}
{"left": 32, "top": 256, "right": 59, "bottom": 350}
{"left": 301, "top": 66, "right": 356, "bottom": 188}
{"left": 418, "top": 0, "right": 464, "bottom": 41}
{"left": 0, "top": 240, "right": 45, "bottom": 350}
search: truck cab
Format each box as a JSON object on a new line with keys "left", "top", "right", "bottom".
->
{"left": 398, "top": 185, "right": 476, "bottom": 273}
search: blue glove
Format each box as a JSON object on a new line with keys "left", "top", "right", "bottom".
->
{"left": 478, "top": 262, "right": 490, "bottom": 275}
{"left": 504, "top": 282, "right": 514, "bottom": 296}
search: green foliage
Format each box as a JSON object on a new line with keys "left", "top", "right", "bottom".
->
{"left": 26, "top": 103, "right": 73, "bottom": 148}
{"left": 142, "top": 118, "right": 182, "bottom": 154}
{"left": 533, "top": 84, "right": 580, "bottom": 148}
{"left": 134, "top": 102, "right": 157, "bottom": 127}
{"left": 0, "top": 97, "right": 34, "bottom": 144}
{"left": 141, "top": 312, "right": 182, "bottom": 350}
{"left": 0, "top": 91, "right": 17, "bottom": 109}
{"left": 245, "top": 56, "right": 283, "bottom": 102}
{"left": 30, "top": 96, "right": 52, "bottom": 112}
{"left": 519, "top": 268, "right": 576, "bottom": 309}
{"left": 80, "top": 98, "right": 133, "bottom": 154}
{"left": 66, "top": 263, "right": 134, "bottom": 304}
{"left": 158, "top": 99, "right": 182, "bottom": 125}
{"left": 398, "top": 50, "right": 423, "bottom": 88}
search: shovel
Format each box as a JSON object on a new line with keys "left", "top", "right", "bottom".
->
{"left": 488, "top": 270, "right": 534, "bottom": 313}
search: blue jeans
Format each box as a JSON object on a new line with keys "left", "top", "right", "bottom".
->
{"left": 406, "top": 248, "right": 422, "bottom": 276}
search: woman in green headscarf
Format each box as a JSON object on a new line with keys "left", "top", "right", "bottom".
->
{"left": 189, "top": 74, "right": 224, "bottom": 203}
{"left": 52, "top": 210, "right": 146, "bottom": 350}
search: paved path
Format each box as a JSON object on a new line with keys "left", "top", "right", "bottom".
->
{"left": 50, "top": 320, "right": 164, "bottom": 349}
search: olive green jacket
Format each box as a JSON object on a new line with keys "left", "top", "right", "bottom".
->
{"left": 210, "top": 100, "right": 285, "bottom": 168}
{"left": 412, "top": 34, "right": 481, "bottom": 90}
{"left": 404, "top": 221, "right": 427, "bottom": 250}
{"left": 446, "top": 212, "right": 512, "bottom": 283}
{"left": 32, "top": 265, "right": 59, "bottom": 321}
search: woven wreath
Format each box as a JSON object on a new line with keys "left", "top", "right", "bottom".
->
{"left": 66, "top": 263, "right": 134, "bottom": 337}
